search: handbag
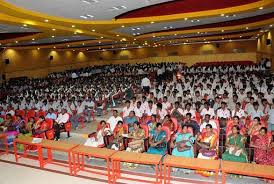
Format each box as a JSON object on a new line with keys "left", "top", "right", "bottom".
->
{"left": 176, "top": 140, "right": 191, "bottom": 152}
{"left": 128, "top": 139, "right": 144, "bottom": 149}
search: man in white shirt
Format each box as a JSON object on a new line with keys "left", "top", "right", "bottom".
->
{"left": 71, "top": 100, "right": 85, "bottom": 129}
{"left": 200, "top": 102, "right": 215, "bottom": 119}
{"left": 231, "top": 102, "right": 246, "bottom": 119}
{"left": 134, "top": 101, "right": 144, "bottom": 118}
{"left": 107, "top": 110, "right": 123, "bottom": 131}
{"left": 144, "top": 100, "right": 157, "bottom": 116}
{"left": 122, "top": 100, "right": 133, "bottom": 118}
{"left": 156, "top": 103, "right": 167, "bottom": 120}
{"left": 162, "top": 96, "right": 172, "bottom": 111}
{"left": 200, "top": 114, "right": 217, "bottom": 132}
{"left": 183, "top": 103, "right": 196, "bottom": 119}
{"left": 217, "top": 102, "right": 231, "bottom": 119}
{"left": 54, "top": 108, "right": 70, "bottom": 141}
{"left": 141, "top": 76, "right": 151, "bottom": 95}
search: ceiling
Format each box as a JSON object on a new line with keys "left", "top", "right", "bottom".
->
{"left": 0, "top": 0, "right": 273, "bottom": 51}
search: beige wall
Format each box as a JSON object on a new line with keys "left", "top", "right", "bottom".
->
{"left": 1, "top": 40, "right": 257, "bottom": 79}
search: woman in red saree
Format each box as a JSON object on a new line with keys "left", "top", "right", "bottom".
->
{"left": 250, "top": 127, "right": 274, "bottom": 166}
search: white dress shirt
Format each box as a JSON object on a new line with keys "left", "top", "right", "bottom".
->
{"left": 56, "top": 113, "right": 70, "bottom": 124}
{"left": 107, "top": 116, "right": 123, "bottom": 131}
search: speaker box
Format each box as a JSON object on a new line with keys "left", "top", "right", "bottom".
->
{"left": 4, "top": 59, "right": 9, "bottom": 64}
{"left": 2, "top": 74, "right": 6, "bottom": 80}
{"left": 215, "top": 43, "right": 220, "bottom": 48}
{"left": 49, "top": 55, "right": 53, "bottom": 60}
{"left": 266, "top": 39, "right": 272, "bottom": 46}
{"left": 112, "top": 50, "right": 117, "bottom": 55}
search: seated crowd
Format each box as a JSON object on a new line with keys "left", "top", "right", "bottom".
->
{"left": 0, "top": 62, "right": 273, "bottom": 170}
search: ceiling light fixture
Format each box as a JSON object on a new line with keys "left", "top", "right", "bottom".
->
{"left": 23, "top": 24, "right": 27, "bottom": 27}
{"left": 221, "top": 14, "right": 225, "bottom": 16}
{"left": 37, "top": 48, "right": 40, "bottom": 50}
{"left": 246, "top": 27, "right": 249, "bottom": 30}
{"left": 259, "top": 7, "right": 263, "bottom": 10}
{"left": 51, "top": 35, "right": 55, "bottom": 38}
{"left": 150, "top": 21, "right": 155, "bottom": 24}
{"left": 121, "top": 25, "right": 125, "bottom": 28}
{"left": 80, "top": 15, "right": 88, "bottom": 19}
{"left": 32, "top": 38, "right": 35, "bottom": 41}
{"left": 116, "top": 34, "right": 119, "bottom": 37}
{"left": 184, "top": 18, "right": 188, "bottom": 20}
{"left": 15, "top": 41, "right": 18, "bottom": 43}
{"left": 44, "top": 19, "right": 49, "bottom": 22}
{"left": 221, "top": 30, "right": 224, "bottom": 32}
{"left": 92, "top": 29, "right": 96, "bottom": 32}
{"left": 100, "top": 36, "right": 104, "bottom": 39}
{"left": 72, "top": 25, "right": 75, "bottom": 28}
{"left": 54, "top": 46, "right": 56, "bottom": 49}
{"left": 52, "top": 28, "right": 56, "bottom": 31}
{"left": 67, "top": 45, "right": 70, "bottom": 47}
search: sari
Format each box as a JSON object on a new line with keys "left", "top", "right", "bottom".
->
{"left": 108, "top": 126, "right": 125, "bottom": 150}
{"left": 162, "top": 119, "right": 174, "bottom": 133}
{"left": 197, "top": 132, "right": 218, "bottom": 160}
{"left": 222, "top": 134, "right": 247, "bottom": 163}
{"left": 124, "top": 116, "right": 138, "bottom": 132}
{"left": 251, "top": 135, "right": 274, "bottom": 166}
{"left": 147, "top": 129, "right": 167, "bottom": 155}
{"left": 126, "top": 128, "right": 145, "bottom": 153}
{"left": 172, "top": 133, "right": 195, "bottom": 158}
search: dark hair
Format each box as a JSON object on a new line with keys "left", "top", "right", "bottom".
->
{"left": 39, "top": 116, "right": 45, "bottom": 121}
{"left": 100, "top": 120, "right": 106, "bottom": 125}
{"left": 232, "top": 125, "right": 240, "bottom": 134}
{"left": 253, "top": 102, "right": 259, "bottom": 106}
{"left": 186, "top": 113, "right": 192, "bottom": 117}
{"left": 117, "top": 121, "right": 123, "bottom": 125}
{"left": 260, "top": 127, "right": 267, "bottom": 132}
{"left": 17, "top": 115, "right": 23, "bottom": 120}
{"left": 133, "top": 121, "right": 140, "bottom": 127}
{"left": 156, "top": 103, "right": 162, "bottom": 109}
{"left": 233, "top": 116, "right": 240, "bottom": 120}
{"left": 205, "top": 124, "right": 213, "bottom": 129}
{"left": 125, "top": 100, "right": 130, "bottom": 103}
{"left": 181, "top": 124, "right": 188, "bottom": 130}
{"left": 253, "top": 117, "right": 260, "bottom": 122}
{"left": 113, "top": 110, "right": 118, "bottom": 113}
{"left": 156, "top": 123, "right": 162, "bottom": 128}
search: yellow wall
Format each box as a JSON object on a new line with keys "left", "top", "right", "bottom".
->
{"left": 257, "top": 28, "right": 274, "bottom": 70}
{"left": 1, "top": 40, "right": 257, "bottom": 79}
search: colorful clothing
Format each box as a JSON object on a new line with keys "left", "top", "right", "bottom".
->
{"left": 147, "top": 130, "right": 167, "bottom": 155}
{"left": 252, "top": 135, "right": 274, "bottom": 166}
{"left": 197, "top": 132, "right": 218, "bottom": 160}
{"left": 124, "top": 117, "right": 138, "bottom": 132}
{"left": 222, "top": 134, "right": 247, "bottom": 163}
{"left": 172, "top": 133, "right": 195, "bottom": 158}
{"left": 126, "top": 128, "right": 145, "bottom": 153}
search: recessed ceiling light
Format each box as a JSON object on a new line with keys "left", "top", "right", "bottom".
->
{"left": 23, "top": 24, "right": 27, "bottom": 27}
{"left": 72, "top": 25, "right": 75, "bottom": 28}
{"left": 52, "top": 28, "right": 56, "bottom": 31}
{"left": 221, "top": 14, "right": 225, "bottom": 16}
{"left": 74, "top": 32, "right": 77, "bottom": 34}
{"left": 246, "top": 27, "right": 249, "bottom": 29}
{"left": 44, "top": 19, "right": 49, "bottom": 22}
{"left": 80, "top": 15, "right": 88, "bottom": 19}
{"left": 32, "top": 38, "right": 35, "bottom": 41}
{"left": 229, "top": 39, "right": 232, "bottom": 42}
{"left": 134, "top": 38, "right": 136, "bottom": 41}
{"left": 136, "top": 33, "right": 140, "bottom": 35}
{"left": 150, "top": 21, "right": 154, "bottom": 24}
{"left": 54, "top": 46, "right": 56, "bottom": 48}
{"left": 86, "top": 49, "right": 89, "bottom": 50}
{"left": 15, "top": 41, "right": 18, "bottom": 43}
{"left": 153, "top": 35, "right": 156, "bottom": 38}
{"left": 270, "top": 25, "right": 273, "bottom": 27}
{"left": 92, "top": 29, "right": 96, "bottom": 32}
{"left": 98, "top": 41, "right": 101, "bottom": 43}
{"left": 221, "top": 30, "right": 224, "bottom": 32}
{"left": 197, "top": 32, "right": 200, "bottom": 34}
{"left": 222, "top": 37, "right": 224, "bottom": 40}
{"left": 174, "top": 34, "right": 177, "bottom": 36}
{"left": 121, "top": 25, "right": 125, "bottom": 28}
{"left": 184, "top": 18, "right": 188, "bottom": 20}
{"left": 51, "top": 35, "right": 55, "bottom": 38}
{"left": 82, "top": 43, "right": 85, "bottom": 45}
{"left": 100, "top": 36, "right": 104, "bottom": 39}
{"left": 240, "top": 36, "right": 242, "bottom": 38}
{"left": 73, "top": 50, "right": 75, "bottom": 51}
{"left": 136, "top": 27, "right": 141, "bottom": 30}
{"left": 86, "top": 14, "right": 94, "bottom": 18}
{"left": 37, "top": 48, "right": 40, "bottom": 50}
{"left": 133, "top": 33, "right": 136, "bottom": 36}
{"left": 67, "top": 45, "right": 70, "bottom": 47}
{"left": 81, "top": 0, "right": 99, "bottom": 4}
{"left": 116, "top": 34, "right": 119, "bottom": 37}
{"left": 259, "top": 7, "right": 263, "bottom": 10}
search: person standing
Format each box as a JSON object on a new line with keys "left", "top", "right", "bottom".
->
{"left": 141, "top": 76, "right": 151, "bottom": 95}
